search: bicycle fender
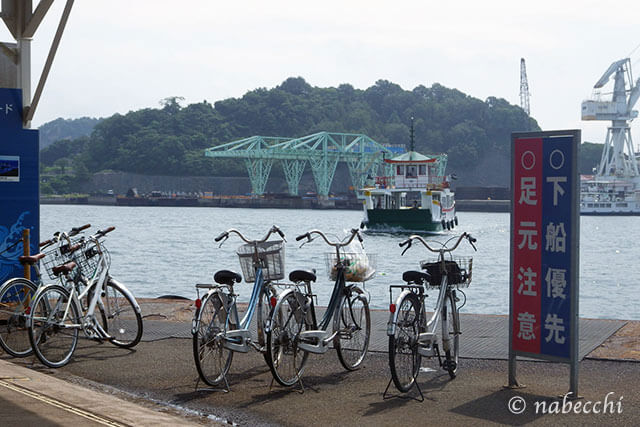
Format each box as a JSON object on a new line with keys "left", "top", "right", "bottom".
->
{"left": 387, "top": 289, "right": 415, "bottom": 337}
{"left": 107, "top": 277, "right": 141, "bottom": 314}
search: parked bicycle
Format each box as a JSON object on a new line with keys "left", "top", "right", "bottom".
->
{"left": 26, "top": 226, "right": 143, "bottom": 368}
{"left": 192, "top": 225, "right": 285, "bottom": 389}
{"left": 265, "top": 228, "right": 373, "bottom": 387}
{"left": 386, "top": 232, "right": 476, "bottom": 398}
{"left": 0, "top": 224, "right": 91, "bottom": 357}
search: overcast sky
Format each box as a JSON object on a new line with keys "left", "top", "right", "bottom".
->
{"left": 3, "top": 0, "right": 640, "bottom": 145}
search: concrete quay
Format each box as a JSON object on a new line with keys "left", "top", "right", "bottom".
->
{"left": 0, "top": 298, "right": 638, "bottom": 426}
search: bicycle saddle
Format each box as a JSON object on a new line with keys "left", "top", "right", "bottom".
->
{"left": 289, "top": 269, "right": 316, "bottom": 283}
{"left": 402, "top": 270, "right": 430, "bottom": 285}
{"left": 18, "top": 253, "right": 45, "bottom": 265}
{"left": 214, "top": 270, "right": 242, "bottom": 285}
{"left": 52, "top": 261, "right": 77, "bottom": 277}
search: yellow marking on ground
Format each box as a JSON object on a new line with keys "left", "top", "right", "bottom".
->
{"left": 0, "top": 378, "right": 128, "bottom": 427}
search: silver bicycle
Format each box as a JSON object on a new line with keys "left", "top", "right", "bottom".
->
{"left": 0, "top": 224, "right": 91, "bottom": 357}
{"left": 26, "top": 226, "right": 143, "bottom": 368}
{"left": 386, "top": 232, "right": 476, "bottom": 398}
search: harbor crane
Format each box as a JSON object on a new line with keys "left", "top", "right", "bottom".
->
{"left": 582, "top": 58, "right": 640, "bottom": 178}
{"left": 520, "top": 58, "right": 530, "bottom": 116}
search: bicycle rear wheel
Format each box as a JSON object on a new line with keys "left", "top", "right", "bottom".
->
{"left": 0, "top": 278, "right": 38, "bottom": 357}
{"left": 267, "top": 291, "right": 310, "bottom": 387}
{"left": 193, "top": 291, "right": 233, "bottom": 386}
{"left": 389, "top": 292, "right": 422, "bottom": 393}
{"left": 102, "top": 280, "right": 143, "bottom": 348}
{"left": 28, "top": 285, "right": 80, "bottom": 368}
{"left": 443, "top": 291, "right": 460, "bottom": 379}
{"left": 334, "top": 288, "right": 370, "bottom": 371}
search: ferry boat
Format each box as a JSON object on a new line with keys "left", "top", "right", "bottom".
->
{"left": 580, "top": 175, "right": 640, "bottom": 215}
{"left": 359, "top": 128, "right": 457, "bottom": 233}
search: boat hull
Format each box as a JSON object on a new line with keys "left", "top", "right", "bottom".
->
{"left": 363, "top": 208, "right": 450, "bottom": 233}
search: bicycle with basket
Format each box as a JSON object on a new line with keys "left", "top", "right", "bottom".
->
{"left": 264, "top": 228, "right": 374, "bottom": 388}
{"left": 385, "top": 232, "right": 477, "bottom": 400}
{"left": 191, "top": 225, "right": 286, "bottom": 390}
{"left": 26, "top": 226, "right": 143, "bottom": 368}
{"left": 0, "top": 224, "right": 92, "bottom": 358}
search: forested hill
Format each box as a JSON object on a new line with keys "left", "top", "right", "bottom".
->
{"left": 38, "top": 117, "right": 102, "bottom": 150}
{"left": 40, "top": 78, "right": 540, "bottom": 188}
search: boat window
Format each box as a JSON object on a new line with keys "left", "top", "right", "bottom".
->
{"left": 617, "top": 203, "right": 628, "bottom": 207}
{"left": 397, "top": 165, "right": 404, "bottom": 175}
{"left": 406, "top": 166, "right": 417, "bottom": 178}
{"left": 419, "top": 165, "right": 426, "bottom": 175}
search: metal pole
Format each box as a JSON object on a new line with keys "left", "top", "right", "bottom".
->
{"left": 24, "top": 0, "right": 75, "bottom": 125}
{"left": 22, "top": 228, "right": 30, "bottom": 280}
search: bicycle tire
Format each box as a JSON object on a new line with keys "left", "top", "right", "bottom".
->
{"left": 443, "top": 291, "right": 460, "bottom": 379}
{"left": 334, "top": 288, "right": 370, "bottom": 371}
{"left": 267, "top": 291, "right": 310, "bottom": 387}
{"left": 28, "top": 284, "right": 80, "bottom": 368}
{"left": 0, "top": 278, "right": 38, "bottom": 357}
{"left": 192, "top": 291, "right": 233, "bottom": 386}
{"left": 102, "top": 280, "right": 143, "bottom": 348}
{"left": 257, "top": 286, "right": 273, "bottom": 365}
{"left": 388, "top": 292, "right": 422, "bottom": 393}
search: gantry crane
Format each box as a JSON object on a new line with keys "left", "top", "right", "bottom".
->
{"left": 582, "top": 58, "right": 640, "bottom": 178}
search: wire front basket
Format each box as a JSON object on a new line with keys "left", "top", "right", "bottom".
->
{"left": 420, "top": 256, "right": 473, "bottom": 288}
{"left": 325, "top": 252, "right": 377, "bottom": 283}
{"left": 77, "top": 241, "right": 110, "bottom": 278}
{"left": 236, "top": 240, "right": 285, "bottom": 283}
{"left": 41, "top": 237, "right": 83, "bottom": 280}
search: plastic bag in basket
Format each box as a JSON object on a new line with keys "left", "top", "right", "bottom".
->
{"left": 330, "top": 240, "right": 375, "bottom": 282}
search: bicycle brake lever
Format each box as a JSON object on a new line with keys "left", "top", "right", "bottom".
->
{"left": 217, "top": 235, "right": 229, "bottom": 248}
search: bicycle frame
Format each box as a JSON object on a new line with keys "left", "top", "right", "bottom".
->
{"left": 271, "top": 229, "right": 364, "bottom": 355}
{"left": 195, "top": 226, "right": 284, "bottom": 354}
{"left": 387, "top": 272, "right": 454, "bottom": 358}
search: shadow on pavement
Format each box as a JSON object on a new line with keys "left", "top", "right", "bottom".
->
{"left": 450, "top": 388, "right": 553, "bottom": 425}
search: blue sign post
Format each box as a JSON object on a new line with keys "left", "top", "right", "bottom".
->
{"left": 509, "top": 130, "right": 580, "bottom": 396}
{"left": 0, "top": 88, "right": 39, "bottom": 283}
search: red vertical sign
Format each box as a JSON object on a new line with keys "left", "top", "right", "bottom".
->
{"left": 512, "top": 138, "right": 543, "bottom": 354}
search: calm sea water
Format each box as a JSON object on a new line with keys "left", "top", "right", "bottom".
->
{"left": 40, "top": 205, "right": 639, "bottom": 320}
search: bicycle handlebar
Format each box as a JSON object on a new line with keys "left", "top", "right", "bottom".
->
{"left": 215, "top": 225, "right": 285, "bottom": 245}
{"left": 399, "top": 232, "right": 477, "bottom": 256}
{"left": 296, "top": 228, "right": 362, "bottom": 248}
{"left": 94, "top": 226, "right": 115, "bottom": 238}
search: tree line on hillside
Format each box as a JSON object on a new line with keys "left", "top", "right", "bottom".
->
{"left": 41, "top": 77, "right": 612, "bottom": 195}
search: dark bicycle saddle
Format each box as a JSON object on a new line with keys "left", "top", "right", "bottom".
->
{"left": 289, "top": 269, "right": 317, "bottom": 283}
{"left": 214, "top": 270, "right": 242, "bottom": 285}
{"left": 402, "top": 270, "right": 430, "bottom": 285}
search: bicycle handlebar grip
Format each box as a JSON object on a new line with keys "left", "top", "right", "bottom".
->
{"left": 296, "top": 233, "right": 309, "bottom": 242}
{"left": 68, "top": 242, "right": 84, "bottom": 253}
{"left": 351, "top": 229, "right": 363, "bottom": 243}
{"left": 97, "top": 226, "right": 115, "bottom": 236}
{"left": 69, "top": 224, "right": 91, "bottom": 237}
{"left": 214, "top": 231, "right": 228, "bottom": 242}
{"left": 469, "top": 235, "right": 477, "bottom": 243}
{"left": 399, "top": 239, "right": 411, "bottom": 247}
{"left": 39, "top": 239, "right": 53, "bottom": 247}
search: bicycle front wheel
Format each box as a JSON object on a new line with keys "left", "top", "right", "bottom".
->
{"left": 28, "top": 285, "right": 80, "bottom": 368}
{"left": 193, "top": 292, "right": 233, "bottom": 386}
{"left": 0, "top": 278, "right": 38, "bottom": 357}
{"left": 443, "top": 291, "right": 460, "bottom": 379}
{"left": 334, "top": 288, "right": 370, "bottom": 371}
{"left": 267, "top": 291, "right": 310, "bottom": 387}
{"left": 389, "top": 292, "right": 422, "bottom": 393}
{"left": 102, "top": 280, "right": 143, "bottom": 348}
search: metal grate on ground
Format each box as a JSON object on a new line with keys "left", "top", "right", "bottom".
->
{"left": 141, "top": 309, "right": 626, "bottom": 361}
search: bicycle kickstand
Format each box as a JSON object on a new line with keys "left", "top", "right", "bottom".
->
{"left": 382, "top": 377, "right": 424, "bottom": 402}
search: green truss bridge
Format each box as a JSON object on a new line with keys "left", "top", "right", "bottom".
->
{"left": 204, "top": 132, "right": 405, "bottom": 197}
